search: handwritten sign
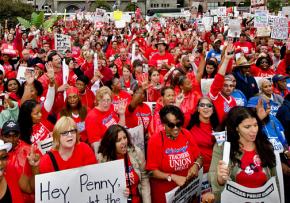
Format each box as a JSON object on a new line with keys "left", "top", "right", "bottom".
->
{"left": 271, "top": 16, "right": 289, "bottom": 40}
{"left": 228, "top": 19, "right": 241, "bottom": 37}
{"left": 16, "top": 66, "right": 27, "bottom": 84}
{"left": 221, "top": 177, "right": 280, "bottom": 203}
{"left": 55, "top": 34, "right": 71, "bottom": 54}
{"left": 254, "top": 10, "right": 268, "bottom": 28}
{"left": 35, "top": 160, "right": 127, "bottom": 203}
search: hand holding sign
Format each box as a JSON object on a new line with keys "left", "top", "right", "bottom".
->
{"left": 217, "top": 160, "right": 230, "bottom": 185}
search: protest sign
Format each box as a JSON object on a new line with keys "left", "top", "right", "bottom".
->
{"left": 201, "top": 173, "right": 212, "bottom": 195}
{"left": 127, "top": 125, "right": 145, "bottom": 153}
{"left": 254, "top": 10, "right": 268, "bottom": 28}
{"left": 95, "top": 8, "right": 106, "bottom": 16}
{"left": 256, "top": 26, "right": 271, "bottom": 37}
{"left": 210, "top": 9, "right": 218, "bottom": 16}
{"left": 271, "top": 16, "right": 288, "bottom": 40}
{"left": 36, "top": 137, "right": 53, "bottom": 155}
{"left": 55, "top": 34, "right": 71, "bottom": 54}
{"left": 35, "top": 160, "right": 127, "bottom": 203}
{"left": 216, "top": 7, "right": 227, "bottom": 17}
{"left": 113, "top": 10, "right": 123, "bottom": 21}
{"left": 202, "top": 17, "right": 213, "bottom": 31}
{"left": 165, "top": 168, "right": 203, "bottom": 203}
{"left": 201, "top": 79, "right": 214, "bottom": 95}
{"left": 221, "top": 177, "right": 280, "bottom": 203}
{"left": 16, "top": 66, "right": 27, "bottom": 84}
{"left": 115, "top": 20, "right": 126, "bottom": 28}
{"left": 228, "top": 19, "right": 241, "bottom": 37}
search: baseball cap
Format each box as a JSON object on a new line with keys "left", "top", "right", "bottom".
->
{"left": 272, "top": 74, "right": 289, "bottom": 83}
{"left": 1, "top": 120, "right": 20, "bottom": 135}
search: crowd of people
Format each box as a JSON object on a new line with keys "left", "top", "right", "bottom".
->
{"left": 0, "top": 8, "right": 290, "bottom": 203}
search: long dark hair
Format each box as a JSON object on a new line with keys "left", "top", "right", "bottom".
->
{"left": 202, "top": 59, "right": 218, "bottom": 79}
{"left": 4, "top": 78, "right": 22, "bottom": 98}
{"left": 98, "top": 124, "right": 134, "bottom": 161}
{"left": 226, "top": 106, "right": 276, "bottom": 168}
{"left": 60, "top": 97, "right": 87, "bottom": 121}
{"left": 18, "top": 99, "right": 39, "bottom": 144}
{"left": 187, "top": 97, "right": 219, "bottom": 130}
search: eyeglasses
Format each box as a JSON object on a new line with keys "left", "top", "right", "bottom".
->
{"left": 166, "top": 121, "right": 183, "bottom": 129}
{"left": 0, "top": 155, "right": 8, "bottom": 161}
{"left": 198, "top": 103, "right": 213, "bottom": 108}
{"left": 99, "top": 99, "right": 111, "bottom": 104}
{"left": 260, "top": 60, "right": 269, "bottom": 64}
{"left": 60, "top": 129, "right": 77, "bottom": 137}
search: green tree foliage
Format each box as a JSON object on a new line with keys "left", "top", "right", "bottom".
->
{"left": 17, "top": 11, "right": 58, "bottom": 31}
{"left": 267, "top": 0, "right": 282, "bottom": 13}
{"left": 90, "top": 0, "right": 112, "bottom": 12}
{"left": 0, "top": 0, "right": 33, "bottom": 28}
{"left": 125, "top": 3, "right": 138, "bottom": 12}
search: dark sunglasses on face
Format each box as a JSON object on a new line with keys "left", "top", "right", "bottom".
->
{"left": 199, "top": 103, "right": 213, "bottom": 108}
{"left": 261, "top": 60, "right": 269, "bottom": 64}
{"left": 166, "top": 121, "right": 183, "bottom": 129}
{"left": 60, "top": 129, "right": 77, "bottom": 137}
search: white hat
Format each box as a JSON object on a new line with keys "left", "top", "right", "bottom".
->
{"left": 0, "top": 140, "right": 12, "bottom": 152}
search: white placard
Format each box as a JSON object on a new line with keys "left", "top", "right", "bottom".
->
{"left": 35, "top": 160, "right": 127, "bottom": 203}
{"left": 202, "top": 17, "right": 213, "bottom": 31}
{"left": 254, "top": 10, "right": 268, "bottom": 28}
{"left": 201, "top": 78, "right": 214, "bottom": 95}
{"left": 62, "top": 59, "right": 69, "bottom": 101}
{"left": 228, "top": 19, "right": 241, "bottom": 37}
{"left": 115, "top": 20, "right": 126, "bottom": 28}
{"left": 221, "top": 177, "right": 280, "bottom": 203}
{"left": 127, "top": 125, "right": 145, "bottom": 153}
{"left": 166, "top": 168, "right": 203, "bottom": 203}
{"left": 55, "top": 34, "right": 71, "bottom": 54}
{"left": 94, "top": 53, "right": 98, "bottom": 73}
{"left": 36, "top": 137, "right": 53, "bottom": 155}
{"left": 217, "top": 7, "right": 227, "bottom": 17}
{"left": 16, "top": 66, "right": 27, "bottom": 84}
{"left": 271, "top": 16, "right": 289, "bottom": 40}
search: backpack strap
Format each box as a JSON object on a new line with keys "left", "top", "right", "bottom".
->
{"left": 47, "top": 151, "right": 59, "bottom": 171}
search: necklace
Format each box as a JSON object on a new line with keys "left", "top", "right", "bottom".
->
{"left": 166, "top": 133, "right": 177, "bottom": 140}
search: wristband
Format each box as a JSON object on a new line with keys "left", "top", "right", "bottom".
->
{"left": 194, "top": 161, "right": 201, "bottom": 170}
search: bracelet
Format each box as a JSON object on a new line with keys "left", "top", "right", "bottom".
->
{"left": 194, "top": 161, "right": 201, "bottom": 170}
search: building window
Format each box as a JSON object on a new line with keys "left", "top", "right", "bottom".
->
{"left": 207, "top": 2, "right": 218, "bottom": 10}
{"left": 167, "top": 4, "right": 169, "bottom": 7}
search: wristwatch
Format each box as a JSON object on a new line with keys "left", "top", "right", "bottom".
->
{"left": 167, "top": 174, "right": 172, "bottom": 182}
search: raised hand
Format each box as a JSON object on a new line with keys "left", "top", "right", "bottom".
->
{"left": 27, "top": 145, "right": 40, "bottom": 167}
{"left": 217, "top": 160, "right": 229, "bottom": 185}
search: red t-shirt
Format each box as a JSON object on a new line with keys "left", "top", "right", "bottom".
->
{"left": 209, "top": 73, "right": 237, "bottom": 124}
{"left": 250, "top": 65, "right": 275, "bottom": 77}
{"left": 145, "top": 46, "right": 158, "bottom": 60}
{"left": 149, "top": 52, "right": 175, "bottom": 76}
{"left": 85, "top": 105, "right": 119, "bottom": 144}
{"left": 189, "top": 122, "right": 215, "bottom": 173}
{"left": 236, "top": 150, "right": 268, "bottom": 188}
{"left": 125, "top": 103, "right": 152, "bottom": 129}
{"left": 234, "top": 41, "right": 253, "bottom": 55}
{"left": 80, "top": 89, "right": 95, "bottom": 109}
{"left": 148, "top": 98, "right": 164, "bottom": 137}
{"left": 146, "top": 129, "right": 200, "bottom": 203}
{"left": 112, "top": 90, "right": 132, "bottom": 112}
{"left": 39, "top": 142, "right": 97, "bottom": 173}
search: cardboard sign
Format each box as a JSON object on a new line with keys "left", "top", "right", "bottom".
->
{"left": 254, "top": 10, "right": 268, "bottom": 28}
{"left": 271, "top": 16, "right": 289, "bottom": 40}
{"left": 228, "top": 19, "right": 241, "bottom": 37}
{"left": 268, "top": 15, "right": 276, "bottom": 27}
{"left": 35, "top": 160, "right": 127, "bottom": 203}
{"left": 166, "top": 169, "right": 203, "bottom": 203}
{"left": 127, "top": 125, "right": 145, "bottom": 153}
{"left": 256, "top": 26, "right": 271, "bottom": 37}
{"left": 221, "top": 177, "right": 280, "bottom": 203}
{"left": 202, "top": 17, "right": 213, "bottom": 31}
{"left": 55, "top": 34, "right": 71, "bottom": 54}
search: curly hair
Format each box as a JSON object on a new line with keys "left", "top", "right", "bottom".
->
{"left": 225, "top": 106, "right": 276, "bottom": 168}
{"left": 159, "top": 105, "right": 184, "bottom": 126}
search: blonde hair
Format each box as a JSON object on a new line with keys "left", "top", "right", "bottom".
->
{"left": 95, "top": 86, "right": 112, "bottom": 105}
{"left": 258, "top": 78, "right": 272, "bottom": 92}
{"left": 52, "top": 116, "right": 80, "bottom": 150}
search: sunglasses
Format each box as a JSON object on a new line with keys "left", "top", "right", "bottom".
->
{"left": 199, "top": 103, "right": 213, "bottom": 108}
{"left": 166, "top": 121, "right": 183, "bottom": 129}
{"left": 260, "top": 60, "right": 269, "bottom": 64}
{"left": 60, "top": 129, "right": 77, "bottom": 137}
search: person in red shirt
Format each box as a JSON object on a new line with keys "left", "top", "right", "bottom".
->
{"left": 114, "top": 48, "right": 132, "bottom": 76}
{"left": 209, "top": 107, "right": 278, "bottom": 202}
{"left": 234, "top": 32, "right": 254, "bottom": 57}
{"left": 59, "top": 87, "right": 89, "bottom": 143}
{"left": 106, "top": 40, "right": 119, "bottom": 59}
{"left": 145, "top": 37, "right": 158, "bottom": 60}
{"left": 0, "top": 140, "right": 24, "bottom": 203}
{"left": 149, "top": 39, "right": 175, "bottom": 76}
{"left": 209, "top": 45, "right": 236, "bottom": 124}
{"left": 75, "top": 75, "right": 95, "bottom": 109}
{"left": 250, "top": 54, "right": 275, "bottom": 77}
{"left": 186, "top": 97, "right": 219, "bottom": 173}
{"left": 146, "top": 105, "right": 203, "bottom": 203}
{"left": 111, "top": 77, "right": 132, "bottom": 112}
{"left": 0, "top": 121, "right": 32, "bottom": 203}
{"left": 97, "top": 124, "right": 151, "bottom": 203}
{"left": 147, "top": 68, "right": 162, "bottom": 102}
{"left": 85, "top": 86, "right": 126, "bottom": 153}
{"left": 125, "top": 87, "right": 152, "bottom": 130}
{"left": 65, "top": 57, "right": 78, "bottom": 86}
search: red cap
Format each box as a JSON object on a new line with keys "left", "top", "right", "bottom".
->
{"left": 66, "top": 86, "right": 79, "bottom": 96}
{"left": 35, "top": 63, "right": 45, "bottom": 71}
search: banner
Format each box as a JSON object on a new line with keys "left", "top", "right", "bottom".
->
{"left": 55, "top": 34, "right": 71, "bottom": 54}
{"left": 271, "top": 16, "right": 288, "bottom": 40}
{"left": 254, "top": 10, "right": 268, "bottom": 28}
{"left": 127, "top": 125, "right": 145, "bottom": 153}
{"left": 165, "top": 169, "right": 203, "bottom": 203}
{"left": 221, "top": 177, "right": 280, "bottom": 203}
{"left": 35, "top": 160, "right": 127, "bottom": 203}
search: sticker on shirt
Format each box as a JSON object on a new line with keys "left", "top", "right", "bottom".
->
{"left": 36, "top": 137, "right": 53, "bottom": 155}
{"left": 157, "top": 59, "right": 168, "bottom": 67}
{"left": 234, "top": 98, "right": 245, "bottom": 106}
{"left": 241, "top": 47, "right": 249, "bottom": 53}
{"left": 244, "top": 155, "right": 261, "bottom": 175}
{"left": 102, "top": 114, "right": 118, "bottom": 128}
{"left": 77, "top": 121, "right": 85, "bottom": 133}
